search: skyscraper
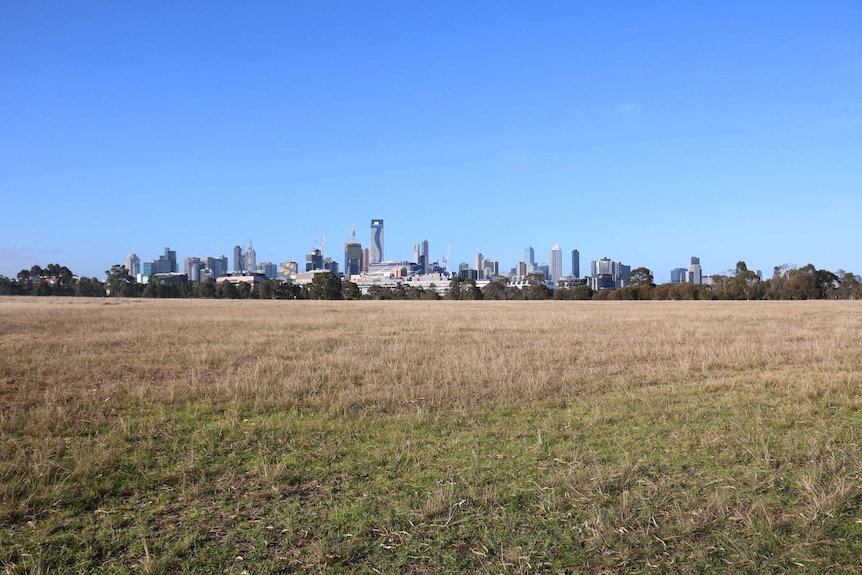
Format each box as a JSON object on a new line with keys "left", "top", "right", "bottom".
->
{"left": 524, "top": 246, "right": 535, "bottom": 266}
{"left": 154, "top": 247, "right": 177, "bottom": 274}
{"left": 369, "top": 219, "right": 384, "bottom": 264}
{"left": 688, "top": 256, "right": 702, "bottom": 285}
{"left": 244, "top": 240, "right": 256, "bottom": 273}
{"left": 233, "top": 245, "right": 243, "bottom": 272}
{"left": 421, "top": 240, "right": 429, "bottom": 274}
{"left": 549, "top": 244, "right": 563, "bottom": 285}
{"left": 126, "top": 253, "right": 140, "bottom": 278}
{"left": 184, "top": 257, "right": 202, "bottom": 282}
{"left": 306, "top": 248, "right": 323, "bottom": 272}
{"left": 344, "top": 227, "right": 362, "bottom": 277}
{"left": 571, "top": 249, "right": 580, "bottom": 278}
{"left": 206, "top": 255, "right": 228, "bottom": 279}
{"left": 476, "top": 253, "right": 484, "bottom": 279}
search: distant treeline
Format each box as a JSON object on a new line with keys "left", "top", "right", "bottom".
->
{"left": 1, "top": 261, "right": 859, "bottom": 301}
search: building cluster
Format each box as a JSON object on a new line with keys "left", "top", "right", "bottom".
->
{"left": 124, "top": 220, "right": 710, "bottom": 294}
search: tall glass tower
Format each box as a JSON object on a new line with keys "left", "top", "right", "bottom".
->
{"left": 549, "top": 244, "right": 563, "bottom": 285}
{"left": 369, "top": 219, "right": 384, "bottom": 264}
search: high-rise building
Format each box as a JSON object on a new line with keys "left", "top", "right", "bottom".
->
{"left": 154, "top": 247, "right": 177, "bottom": 274}
{"left": 571, "top": 249, "right": 580, "bottom": 278}
{"left": 524, "top": 246, "right": 535, "bottom": 266}
{"left": 420, "top": 240, "right": 429, "bottom": 274}
{"left": 476, "top": 253, "right": 484, "bottom": 279}
{"left": 233, "top": 245, "right": 243, "bottom": 272}
{"left": 483, "top": 259, "right": 499, "bottom": 278}
{"left": 615, "top": 262, "right": 631, "bottom": 287}
{"left": 670, "top": 268, "right": 687, "bottom": 284}
{"left": 279, "top": 261, "right": 298, "bottom": 279}
{"left": 369, "top": 219, "right": 384, "bottom": 264}
{"left": 323, "top": 258, "right": 339, "bottom": 275}
{"left": 184, "top": 257, "right": 202, "bottom": 282}
{"left": 142, "top": 261, "right": 153, "bottom": 281}
{"left": 244, "top": 240, "right": 256, "bottom": 273}
{"left": 306, "top": 248, "right": 323, "bottom": 272}
{"left": 344, "top": 227, "right": 363, "bottom": 277}
{"left": 549, "top": 244, "right": 563, "bottom": 285}
{"left": 257, "top": 261, "right": 278, "bottom": 279}
{"left": 205, "top": 255, "right": 229, "bottom": 279}
{"left": 688, "top": 256, "right": 702, "bottom": 285}
{"left": 126, "top": 253, "right": 141, "bottom": 278}
{"left": 592, "top": 257, "right": 613, "bottom": 277}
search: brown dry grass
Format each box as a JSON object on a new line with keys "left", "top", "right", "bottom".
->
{"left": 1, "top": 297, "right": 861, "bottom": 573}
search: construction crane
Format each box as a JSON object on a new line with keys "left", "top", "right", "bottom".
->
{"left": 443, "top": 240, "right": 453, "bottom": 272}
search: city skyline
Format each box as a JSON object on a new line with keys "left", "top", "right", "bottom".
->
{"left": 2, "top": 3, "right": 860, "bottom": 280}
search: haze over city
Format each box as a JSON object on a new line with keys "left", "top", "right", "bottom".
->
{"left": 2, "top": 2, "right": 860, "bottom": 280}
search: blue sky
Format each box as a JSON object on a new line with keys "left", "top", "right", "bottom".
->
{"left": 2, "top": 1, "right": 860, "bottom": 282}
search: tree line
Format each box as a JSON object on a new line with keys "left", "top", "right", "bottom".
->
{"left": 1, "top": 261, "right": 859, "bottom": 300}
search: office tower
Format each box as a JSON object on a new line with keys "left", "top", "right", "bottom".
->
{"left": 126, "top": 254, "right": 141, "bottom": 278}
{"left": 670, "top": 268, "right": 687, "bottom": 284}
{"left": 571, "top": 249, "right": 580, "bottom": 278}
{"left": 369, "top": 219, "right": 384, "bottom": 264}
{"left": 421, "top": 240, "right": 429, "bottom": 274}
{"left": 323, "top": 258, "right": 339, "bottom": 275}
{"left": 344, "top": 228, "right": 363, "bottom": 277}
{"left": 184, "top": 257, "right": 202, "bottom": 282}
{"left": 549, "top": 244, "right": 563, "bottom": 285}
{"left": 592, "top": 257, "right": 613, "bottom": 277}
{"left": 483, "top": 259, "right": 499, "bottom": 278}
{"left": 306, "top": 248, "right": 323, "bottom": 272}
{"left": 476, "top": 253, "right": 484, "bottom": 279}
{"left": 615, "top": 262, "right": 631, "bottom": 287}
{"left": 205, "top": 255, "right": 229, "bottom": 279}
{"left": 524, "top": 246, "right": 535, "bottom": 266}
{"left": 233, "top": 245, "right": 243, "bottom": 272}
{"left": 244, "top": 240, "right": 256, "bottom": 273}
{"left": 516, "top": 261, "right": 527, "bottom": 277}
{"left": 154, "top": 247, "right": 177, "bottom": 274}
{"left": 257, "top": 262, "right": 278, "bottom": 279}
{"left": 142, "top": 261, "right": 153, "bottom": 281}
{"left": 688, "top": 256, "right": 702, "bottom": 285}
{"left": 280, "top": 261, "right": 298, "bottom": 279}
{"left": 537, "top": 263, "right": 550, "bottom": 280}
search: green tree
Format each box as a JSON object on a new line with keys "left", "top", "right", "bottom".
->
{"left": 105, "top": 264, "right": 136, "bottom": 297}
{"left": 342, "top": 280, "right": 361, "bottom": 300}
{"left": 366, "top": 285, "right": 392, "bottom": 300}
{"left": 627, "top": 267, "right": 654, "bottom": 288}
{"left": 782, "top": 265, "right": 818, "bottom": 300}
{"left": 728, "top": 261, "right": 761, "bottom": 300}
{"left": 523, "top": 273, "right": 550, "bottom": 300}
{"left": 460, "top": 278, "right": 483, "bottom": 300}
{"left": 837, "top": 273, "right": 862, "bottom": 300}
{"left": 482, "top": 280, "right": 507, "bottom": 300}
{"left": 215, "top": 280, "right": 239, "bottom": 299}
{"left": 75, "top": 276, "right": 105, "bottom": 297}
{"left": 235, "top": 281, "right": 252, "bottom": 299}
{"left": 445, "top": 276, "right": 462, "bottom": 300}
{"left": 197, "top": 278, "right": 217, "bottom": 298}
{"left": 308, "top": 272, "right": 343, "bottom": 300}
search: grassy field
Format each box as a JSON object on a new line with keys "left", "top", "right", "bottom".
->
{"left": 1, "top": 297, "right": 861, "bottom": 574}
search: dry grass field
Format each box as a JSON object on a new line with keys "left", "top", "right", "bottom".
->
{"left": 1, "top": 297, "right": 861, "bottom": 573}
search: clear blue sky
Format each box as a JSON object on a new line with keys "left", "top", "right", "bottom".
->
{"left": 2, "top": 1, "right": 860, "bottom": 281}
